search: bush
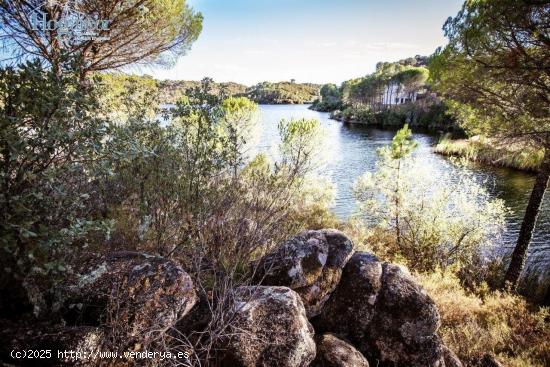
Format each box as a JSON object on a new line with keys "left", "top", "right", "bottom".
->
{"left": 354, "top": 126, "right": 508, "bottom": 273}
{"left": 100, "top": 79, "right": 335, "bottom": 265}
{"left": 0, "top": 61, "right": 112, "bottom": 316}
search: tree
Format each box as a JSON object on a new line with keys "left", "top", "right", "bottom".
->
{"left": 354, "top": 125, "right": 507, "bottom": 272}
{"left": 95, "top": 73, "right": 160, "bottom": 121}
{"left": 220, "top": 96, "right": 260, "bottom": 176}
{"left": 0, "top": 0, "right": 203, "bottom": 78}
{"left": 430, "top": 0, "right": 550, "bottom": 289}
{"left": 373, "top": 125, "right": 417, "bottom": 248}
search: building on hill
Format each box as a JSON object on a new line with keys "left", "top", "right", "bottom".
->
{"left": 380, "top": 83, "right": 428, "bottom": 106}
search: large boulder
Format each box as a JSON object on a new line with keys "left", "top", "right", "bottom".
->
{"left": 316, "top": 252, "right": 445, "bottom": 367}
{"left": 60, "top": 251, "right": 197, "bottom": 349}
{"left": 253, "top": 229, "right": 354, "bottom": 317}
{"left": 312, "top": 333, "right": 369, "bottom": 367}
{"left": 0, "top": 321, "right": 103, "bottom": 366}
{"left": 221, "top": 286, "right": 316, "bottom": 367}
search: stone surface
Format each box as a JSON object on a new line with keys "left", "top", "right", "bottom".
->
{"left": 62, "top": 251, "right": 196, "bottom": 349}
{"left": 253, "top": 229, "right": 354, "bottom": 317}
{"left": 316, "top": 251, "right": 444, "bottom": 367}
{"left": 442, "top": 345, "right": 463, "bottom": 367}
{"left": 175, "top": 288, "right": 211, "bottom": 335}
{"left": 221, "top": 286, "right": 316, "bottom": 367}
{"left": 312, "top": 333, "right": 369, "bottom": 367}
{"left": 0, "top": 321, "right": 103, "bottom": 366}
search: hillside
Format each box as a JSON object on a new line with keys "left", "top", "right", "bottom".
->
{"left": 244, "top": 81, "right": 321, "bottom": 104}
{"left": 98, "top": 74, "right": 320, "bottom": 105}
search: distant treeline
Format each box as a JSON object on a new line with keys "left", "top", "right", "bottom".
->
{"left": 97, "top": 74, "right": 320, "bottom": 105}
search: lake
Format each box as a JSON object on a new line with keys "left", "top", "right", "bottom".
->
{"left": 257, "top": 104, "right": 550, "bottom": 279}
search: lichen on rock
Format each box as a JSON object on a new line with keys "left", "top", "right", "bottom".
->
{"left": 253, "top": 229, "right": 354, "bottom": 317}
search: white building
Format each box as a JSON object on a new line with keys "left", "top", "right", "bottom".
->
{"left": 380, "top": 83, "right": 426, "bottom": 106}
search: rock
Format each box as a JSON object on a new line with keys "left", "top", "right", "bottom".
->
{"left": 175, "top": 289, "right": 211, "bottom": 335}
{"left": 480, "top": 354, "right": 504, "bottom": 367}
{"left": 312, "top": 333, "right": 369, "bottom": 367}
{"left": 316, "top": 252, "right": 444, "bottom": 367}
{"left": 442, "top": 346, "right": 463, "bottom": 367}
{"left": 253, "top": 229, "right": 354, "bottom": 317}
{"left": 62, "top": 251, "right": 196, "bottom": 349}
{"left": 0, "top": 321, "right": 103, "bottom": 366}
{"left": 221, "top": 286, "right": 316, "bottom": 367}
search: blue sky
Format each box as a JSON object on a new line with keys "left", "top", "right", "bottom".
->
{"left": 138, "top": 0, "right": 463, "bottom": 85}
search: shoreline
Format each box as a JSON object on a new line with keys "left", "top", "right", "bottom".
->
{"left": 434, "top": 137, "right": 543, "bottom": 173}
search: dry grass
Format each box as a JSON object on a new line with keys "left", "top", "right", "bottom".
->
{"left": 418, "top": 270, "right": 550, "bottom": 367}
{"left": 435, "top": 136, "right": 544, "bottom": 172}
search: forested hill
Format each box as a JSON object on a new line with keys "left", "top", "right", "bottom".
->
{"left": 98, "top": 74, "right": 320, "bottom": 105}
{"left": 244, "top": 81, "right": 321, "bottom": 104}
{"left": 158, "top": 79, "right": 248, "bottom": 104}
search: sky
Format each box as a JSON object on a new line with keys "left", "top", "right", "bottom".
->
{"left": 136, "top": 0, "right": 464, "bottom": 86}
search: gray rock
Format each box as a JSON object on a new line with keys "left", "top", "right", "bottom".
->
{"left": 221, "top": 286, "right": 316, "bottom": 367}
{"left": 253, "top": 229, "right": 354, "bottom": 317}
{"left": 312, "top": 333, "right": 369, "bottom": 367}
{"left": 63, "top": 251, "right": 196, "bottom": 349}
{"left": 316, "top": 251, "right": 445, "bottom": 367}
{"left": 0, "top": 321, "right": 103, "bottom": 366}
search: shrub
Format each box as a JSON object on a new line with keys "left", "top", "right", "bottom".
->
{"left": 354, "top": 125, "right": 508, "bottom": 273}
{"left": 0, "top": 61, "right": 112, "bottom": 316}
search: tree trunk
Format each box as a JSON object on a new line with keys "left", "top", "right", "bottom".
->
{"left": 504, "top": 147, "right": 550, "bottom": 289}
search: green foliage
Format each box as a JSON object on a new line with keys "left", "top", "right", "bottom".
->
{"left": 158, "top": 79, "right": 247, "bottom": 104}
{"left": 0, "top": 0, "right": 203, "bottom": 76}
{"left": 310, "top": 56, "right": 454, "bottom": 131}
{"left": 429, "top": 0, "right": 550, "bottom": 139}
{"left": 354, "top": 126, "right": 508, "bottom": 272}
{"left": 311, "top": 83, "right": 343, "bottom": 111}
{"left": 386, "top": 124, "right": 417, "bottom": 159}
{"left": 94, "top": 73, "right": 160, "bottom": 121}
{"left": 0, "top": 61, "right": 111, "bottom": 283}
{"left": 245, "top": 81, "right": 320, "bottom": 104}
{"left": 101, "top": 79, "right": 331, "bottom": 266}
{"left": 278, "top": 118, "right": 324, "bottom": 174}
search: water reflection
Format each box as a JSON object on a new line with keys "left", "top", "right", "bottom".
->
{"left": 257, "top": 104, "right": 549, "bottom": 275}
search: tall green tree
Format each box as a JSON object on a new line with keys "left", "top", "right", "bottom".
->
{"left": 430, "top": 0, "right": 550, "bottom": 288}
{"left": 0, "top": 0, "right": 203, "bottom": 79}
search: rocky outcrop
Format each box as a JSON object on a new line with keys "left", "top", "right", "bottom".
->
{"left": 61, "top": 251, "right": 196, "bottom": 349}
{"left": 0, "top": 321, "right": 103, "bottom": 366}
{"left": 312, "top": 333, "right": 369, "bottom": 367}
{"left": 316, "top": 251, "right": 445, "bottom": 367}
{"left": 253, "top": 229, "right": 354, "bottom": 317}
{"left": 2, "top": 231, "right": 465, "bottom": 367}
{"left": 221, "top": 286, "right": 316, "bottom": 367}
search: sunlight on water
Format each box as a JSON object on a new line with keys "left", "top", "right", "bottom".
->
{"left": 257, "top": 104, "right": 550, "bottom": 276}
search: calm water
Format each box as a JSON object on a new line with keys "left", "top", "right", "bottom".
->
{"left": 257, "top": 104, "right": 550, "bottom": 277}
